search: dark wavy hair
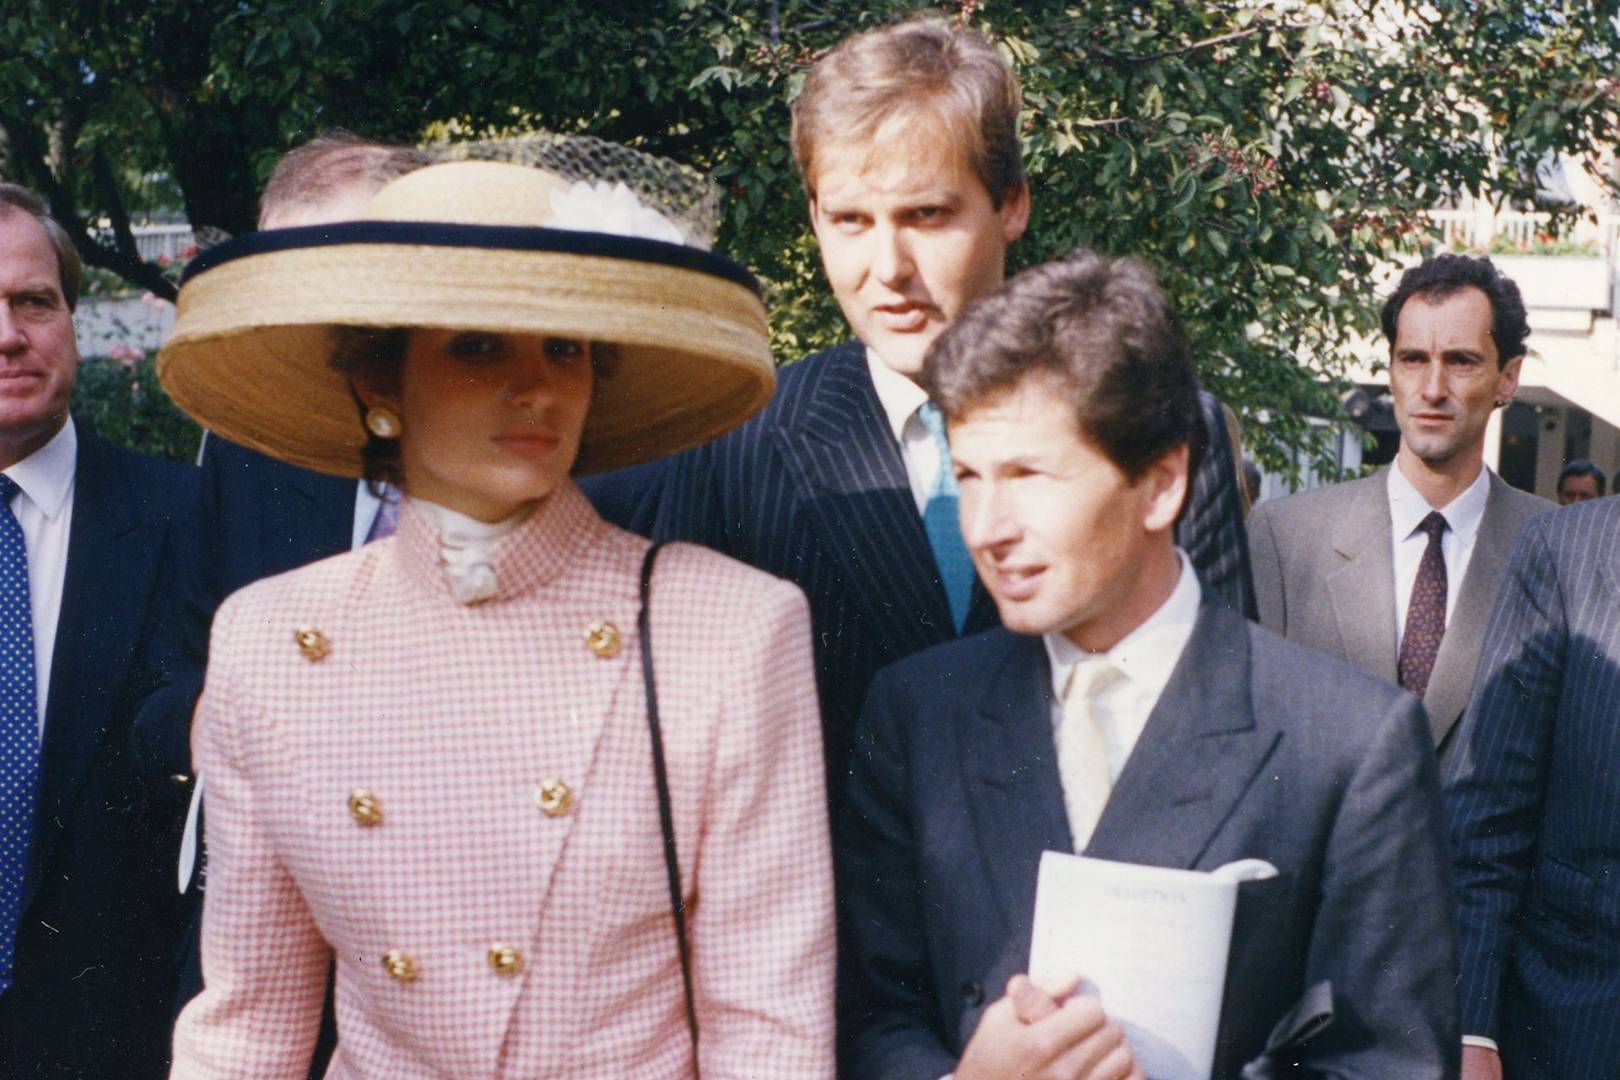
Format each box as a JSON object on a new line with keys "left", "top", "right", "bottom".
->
{"left": 923, "top": 249, "right": 1207, "bottom": 516}
{"left": 1379, "top": 254, "right": 1529, "bottom": 367}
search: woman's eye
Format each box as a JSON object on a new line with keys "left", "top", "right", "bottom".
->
{"left": 449, "top": 332, "right": 503, "bottom": 360}
{"left": 545, "top": 337, "right": 586, "bottom": 363}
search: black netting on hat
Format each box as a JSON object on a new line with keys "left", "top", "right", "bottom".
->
{"left": 431, "top": 134, "right": 721, "bottom": 250}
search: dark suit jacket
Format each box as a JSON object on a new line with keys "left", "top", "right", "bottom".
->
{"left": 582, "top": 341, "right": 1257, "bottom": 780}
{"left": 0, "top": 430, "right": 197, "bottom": 1080}
{"left": 839, "top": 604, "right": 1459, "bottom": 1079}
{"left": 1249, "top": 468, "right": 1549, "bottom": 754}
{"left": 128, "top": 435, "right": 352, "bottom": 1071}
{"left": 131, "top": 436, "right": 354, "bottom": 784}
{"left": 1444, "top": 498, "right": 1620, "bottom": 1078}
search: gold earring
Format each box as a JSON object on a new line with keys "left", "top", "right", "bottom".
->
{"left": 364, "top": 406, "right": 401, "bottom": 439}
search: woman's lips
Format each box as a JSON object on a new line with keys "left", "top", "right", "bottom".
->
{"left": 493, "top": 427, "right": 561, "bottom": 456}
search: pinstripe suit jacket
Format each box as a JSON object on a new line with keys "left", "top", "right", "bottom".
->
{"left": 171, "top": 485, "right": 834, "bottom": 1079}
{"left": 1444, "top": 497, "right": 1620, "bottom": 1078}
{"left": 582, "top": 342, "right": 1256, "bottom": 781}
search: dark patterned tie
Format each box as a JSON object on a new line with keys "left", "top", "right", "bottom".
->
{"left": 1398, "top": 510, "right": 1448, "bottom": 697}
{"left": 0, "top": 476, "right": 37, "bottom": 994}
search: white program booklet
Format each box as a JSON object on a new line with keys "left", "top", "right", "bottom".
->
{"left": 1028, "top": 851, "right": 1278, "bottom": 1080}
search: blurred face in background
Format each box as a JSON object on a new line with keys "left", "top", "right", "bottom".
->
{"left": 808, "top": 111, "right": 1028, "bottom": 380}
{"left": 1558, "top": 472, "right": 1602, "bottom": 506}
{"left": 0, "top": 211, "right": 78, "bottom": 468}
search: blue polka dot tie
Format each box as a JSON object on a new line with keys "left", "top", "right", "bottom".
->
{"left": 0, "top": 475, "right": 35, "bottom": 994}
{"left": 916, "top": 403, "right": 974, "bottom": 632}
{"left": 1398, "top": 510, "right": 1448, "bottom": 697}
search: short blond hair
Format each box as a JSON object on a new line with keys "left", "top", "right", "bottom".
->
{"left": 790, "top": 16, "right": 1024, "bottom": 207}
{"left": 258, "top": 131, "right": 432, "bottom": 228}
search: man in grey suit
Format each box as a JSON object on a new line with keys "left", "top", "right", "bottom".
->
{"left": 1248, "top": 254, "right": 1548, "bottom": 755}
{"left": 838, "top": 251, "right": 1458, "bottom": 1079}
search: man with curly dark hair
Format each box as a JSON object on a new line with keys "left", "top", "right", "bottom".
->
{"left": 1248, "top": 254, "right": 1549, "bottom": 764}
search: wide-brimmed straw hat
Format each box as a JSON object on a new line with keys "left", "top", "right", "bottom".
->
{"left": 156, "top": 142, "right": 772, "bottom": 476}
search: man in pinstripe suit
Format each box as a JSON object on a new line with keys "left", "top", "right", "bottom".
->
{"left": 1446, "top": 496, "right": 1620, "bottom": 1079}
{"left": 582, "top": 18, "right": 1255, "bottom": 784}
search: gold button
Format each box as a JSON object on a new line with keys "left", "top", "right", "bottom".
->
{"left": 169, "top": 773, "right": 191, "bottom": 785}
{"left": 294, "top": 626, "right": 329, "bottom": 662}
{"left": 487, "top": 943, "right": 524, "bottom": 976}
{"left": 348, "top": 790, "right": 383, "bottom": 827}
{"left": 583, "top": 620, "right": 620, "bottom": 658}
{"left": 381, "top": 950, "right": 418, "bottom": 982}
{"left": 534, "top": 778, "right": 573, "bottom": 817}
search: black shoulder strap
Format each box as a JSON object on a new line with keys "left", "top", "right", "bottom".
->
{"left": 639, "top": 542, "right": 700, "bottom": 1074}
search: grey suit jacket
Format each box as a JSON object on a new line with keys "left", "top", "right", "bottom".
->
{"left": 838, "top": 605, "right": 1460, "bottom": 1079}
{"left": 1247, "top": 468, "right": 1548, "bottom": 751}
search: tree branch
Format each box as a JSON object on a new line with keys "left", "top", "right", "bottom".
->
{"left": 1091, "top": 18, "right": 1314, "bottom": 66}
{"left": 0, "top": 114, "right": 178, "bottom": 301}
{"left": 91, "top": 146, "right": 142, "bottom": 265}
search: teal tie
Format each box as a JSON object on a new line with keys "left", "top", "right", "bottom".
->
{"left": 916, "top": 402, "right": 973, "bottom": 632}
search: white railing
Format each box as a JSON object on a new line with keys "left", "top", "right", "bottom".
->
{"left": 1427, "top": 208, "right": 1619, "bottom": 256}
{"left": 130, "top": 224, "right": 195, "bottom": 264}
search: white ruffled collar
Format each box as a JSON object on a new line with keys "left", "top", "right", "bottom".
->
{"left": 410, "top": 498, "right": 533, "bottom": 605}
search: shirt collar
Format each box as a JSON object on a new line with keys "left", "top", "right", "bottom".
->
{"left": 397, "top": 481, "right": 602, "bottom": 604}
{"left": 4, "top": 417, "right": 76, "bottom": 520}
{"left": 864, "top": 346, "right": 930, "bottom": 445}
{"left": 1387, "top": 460, "right": 1491, "bottom": 546}
{"left": 1044, "top": 549, "right": 1203, "bottom": 704}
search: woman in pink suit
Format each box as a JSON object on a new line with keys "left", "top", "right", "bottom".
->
{"left": 157, "top": 149, "right": 834, "bottom": 1078}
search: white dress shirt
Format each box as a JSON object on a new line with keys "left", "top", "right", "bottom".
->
{"left": 1388, "top": 462, "right": 1490, "bottom": 653}
{"left": 352, "top": 479, "right": 384, "bottom": 549}
{"left": 4, "top": 418, "right": 76, "bottom": 736}
{"left": 1042, "top": 551, "right": 1202, "bottom": 783}
{"left": 865, "top": 348, "right": 938, "bottom": 515}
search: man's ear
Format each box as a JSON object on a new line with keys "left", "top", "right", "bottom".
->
{"left": 1000, "top": 181, "right": 1030, "bottom": 244}
{"left": 1140, "top": 443, "right": 1191, "bottom": 534}
{"left": 1496, "top": 353, "right": 1524, "bottom": 404}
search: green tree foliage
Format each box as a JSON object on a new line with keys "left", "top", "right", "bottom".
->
{"left": 5, "top": 0, "right": 1618, "bottom": 465}
{"left": 72, "top": 355, "right": 202, "bottom": 462}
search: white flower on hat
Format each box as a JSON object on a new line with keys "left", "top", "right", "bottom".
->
{"left": 548, "top": 180, "right": 688, "bottom": 246}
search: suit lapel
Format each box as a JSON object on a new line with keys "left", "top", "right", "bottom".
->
{"left": 1325, "top": 475, "right": 1398, "bottom": 680}
{"left": 1086, "top": 604, "right": 1282, "bottom": 869}
{"left": 1423, "top": 474, "right": 1517, "bottom": 747}
{"left": 29, "top": 436, "right": 157, "bottom": 902}
{"left": 776, "top": 345, "right": 957, "bottom": 656}
{"left": 961, "top": 634, "right": 1072, "bottom": 937}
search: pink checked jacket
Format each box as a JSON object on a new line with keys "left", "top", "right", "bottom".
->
{"left": 170, "top": 484, "right": 835, "bottom": 1079}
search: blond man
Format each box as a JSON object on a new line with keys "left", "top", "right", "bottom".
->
{"left": 584, "top": 17, "right": 1257, "bottom": 786}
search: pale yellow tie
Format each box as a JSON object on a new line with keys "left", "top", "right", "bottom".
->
{"left": 1058, "top": 657, "right": 1123, "bottom": 851}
